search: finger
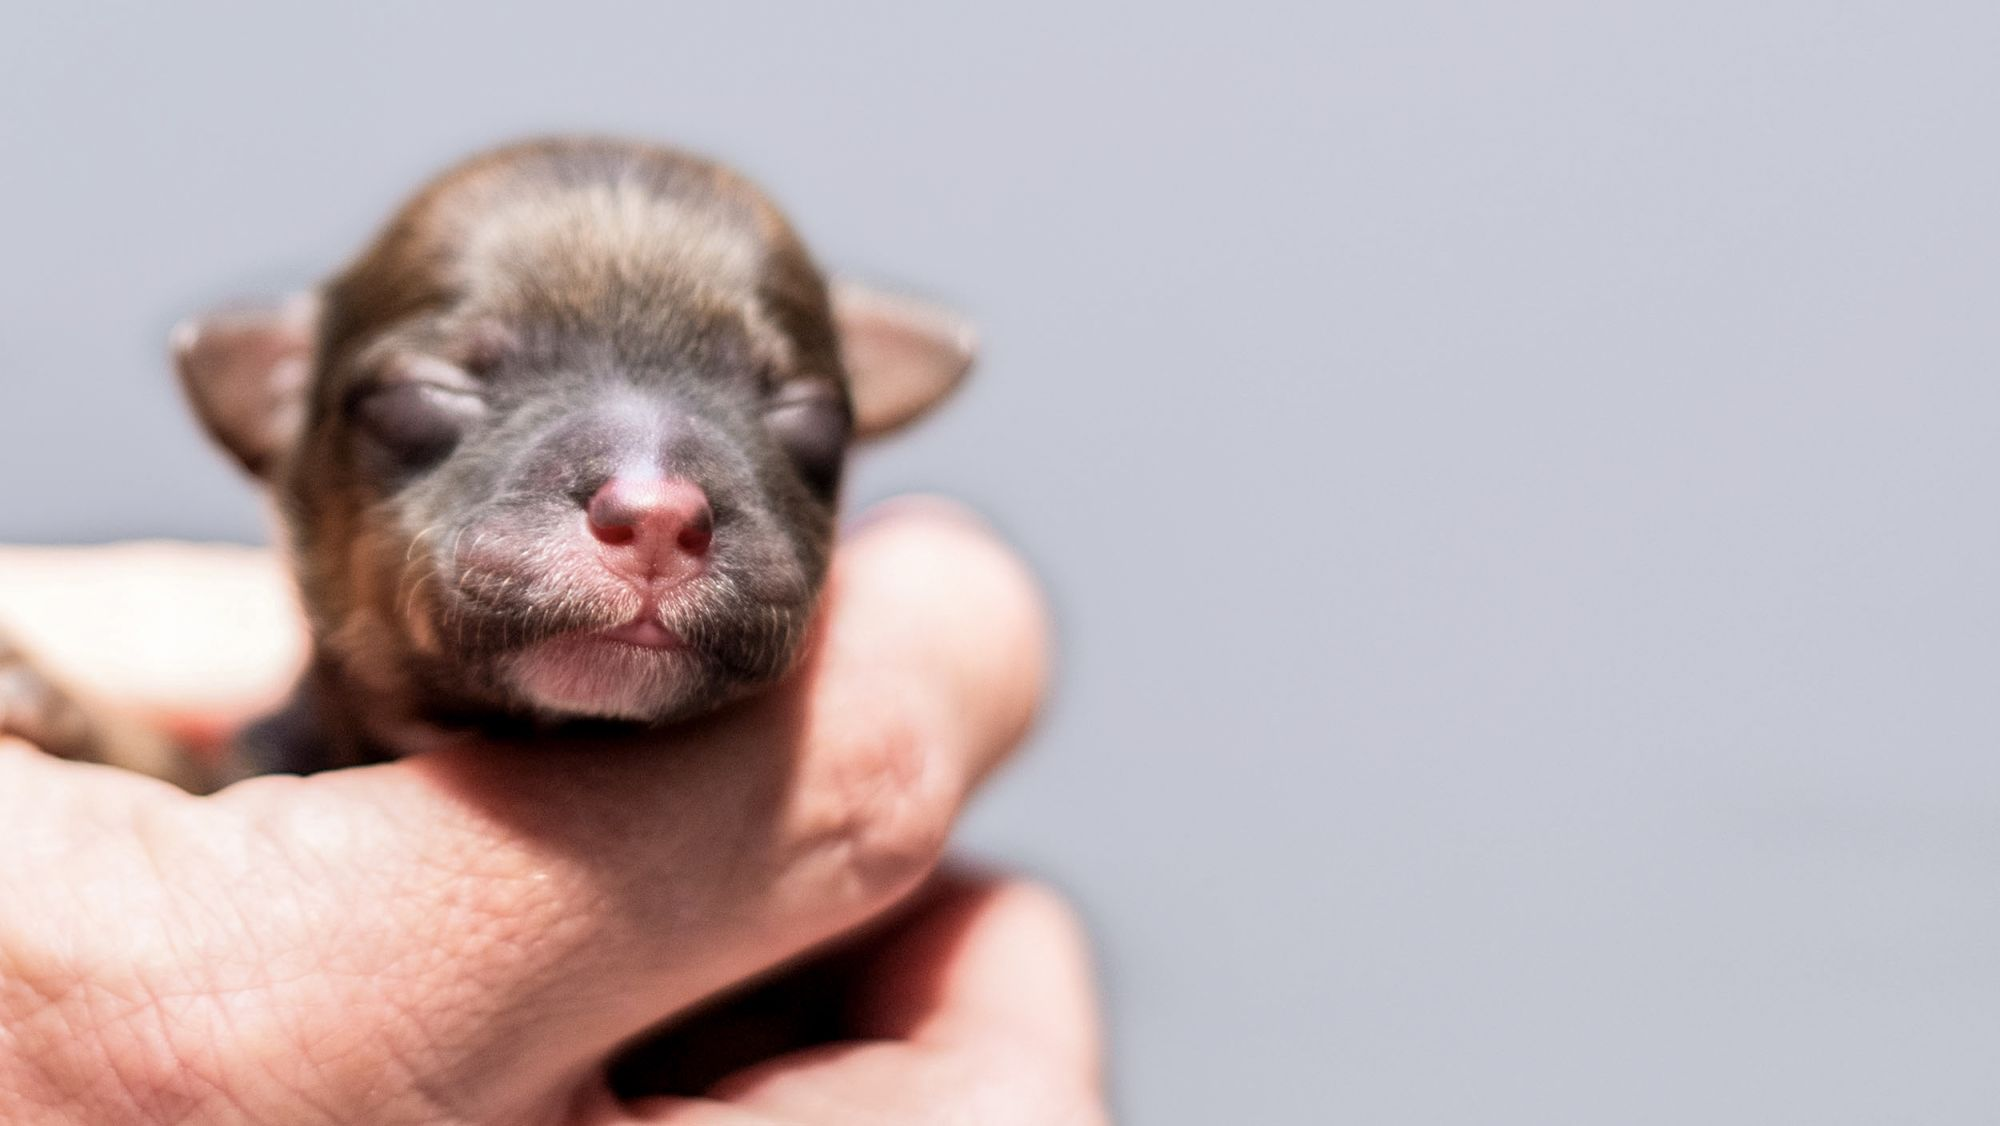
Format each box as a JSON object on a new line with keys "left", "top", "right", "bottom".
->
{"left": 197, "top": 500, "right": 1050, "bottom": 1114}
{"left": 0, "top": 735, "right": 201, "bottom": 847}
{"left": 849, "top": 872, "right": 1105, "bottom": 1078}
{"left": 598, "top": 872, "right": 1103, "bottom": 1102}
{"left": 623, "top": 875, "right": 1107, "bottom": 1125}
{"left": 0, "top": 543, "right": 305, "bottom": 742}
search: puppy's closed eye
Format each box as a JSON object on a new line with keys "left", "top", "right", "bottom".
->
{"left": 765, "top": 388, "right": 851, "bottom": 494}
{"left": 348, "top": 359, "right": 488, "bottom": 474}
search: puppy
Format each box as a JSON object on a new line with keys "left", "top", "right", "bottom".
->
{"left": 0, "top": 136, "right": 974, "bottom": 788}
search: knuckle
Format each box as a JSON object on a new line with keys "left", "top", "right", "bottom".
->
{"left": 796, "top": 710, "right": 955, "bottom": 901}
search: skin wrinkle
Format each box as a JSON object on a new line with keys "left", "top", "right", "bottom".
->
{"left": 5, "top": 941, "right": 188, "bottom": 1122}
{"left": 0, "top": 771, "right": 411, "bottom": 1124}
{"left": 258, "top": 774, "right": 642, "bottom": 1115}
{"left": 0, "top": 943, "right": 102, "bottom": 1119}
{"left": 130, "top": 980, "right": 254, "bottom": 1126}
{"left": 785, "top": 712, "right": 948, "bottom": 916}
{"left": 0, "top": 813, "right": 199, "bottom": 1119}
{"left": 105, "top": 876, "right": 512, "bottom": 1124}
{"left": 271, "top": 799, "right": 591, "bottom": 1108}
{"left": 127, "top": 856, "right": 244, "bottom": 1123}
{"left": 0, "top": 875, "right": 95, "bottom": 1113}
{"left": 34, "top": 786, "right": 452, "bottom": 1123}
{"left": 91, "top": 813, "right": 333, "bottom": 1122}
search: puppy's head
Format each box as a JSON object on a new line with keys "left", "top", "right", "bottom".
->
{"left": 175, "top": 139, "right": 973, "bottom": 726}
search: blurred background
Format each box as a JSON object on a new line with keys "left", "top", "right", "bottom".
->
{"left": 4, "top": 3, "right": 1998, "bottom": 1122}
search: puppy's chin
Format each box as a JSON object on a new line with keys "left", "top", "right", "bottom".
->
{"left": 500, "top": 633, "right": 703, "bottom": 723}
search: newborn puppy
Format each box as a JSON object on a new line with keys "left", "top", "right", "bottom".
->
{"left": 1, "top": 137, "right": 973, "bottom": 787}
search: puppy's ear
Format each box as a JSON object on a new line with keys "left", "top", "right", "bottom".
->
{"left": 171, "top": 294, "right": 318, "bottom": 480}
{"left": 833, "top": 281, "right": 976, "bottom": 438}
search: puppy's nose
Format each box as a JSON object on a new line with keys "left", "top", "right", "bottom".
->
{"left": 587, "top": 476, "right": 713, "bottom": 581}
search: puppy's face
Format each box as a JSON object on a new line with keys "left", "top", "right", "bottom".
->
{"left": 305, "top": 300, "right": 844, "bottom": 725}
{"left": 176, "top": 140, "right": 973, "bottom": 728}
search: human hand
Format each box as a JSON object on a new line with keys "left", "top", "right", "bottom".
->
{"left": 0, "top": 503, "right": 1106, "bottom": 1124}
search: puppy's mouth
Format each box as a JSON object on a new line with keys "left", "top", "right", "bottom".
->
{"left": 415, "top": 540, "right": 813, "bottom": 722}
{"left": 592, "top": 616, "right": 686, "bottom": 650}
{"left": 499, "top": 617, "right": 698, "bottom": 722}
{"left": 476, "top": 591, "right": 803, "bottom": 723}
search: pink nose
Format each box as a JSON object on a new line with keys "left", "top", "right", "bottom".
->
{"left": 587, "top": 476, "right": 713, "bottom": 582}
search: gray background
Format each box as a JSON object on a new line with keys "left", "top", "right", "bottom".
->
{"left": 3, "top": 3, "right": 1996, "bottom": 1122}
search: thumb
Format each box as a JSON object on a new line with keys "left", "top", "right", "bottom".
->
{"left": 0, "top": 543, "right": 305, "bottom": 743}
